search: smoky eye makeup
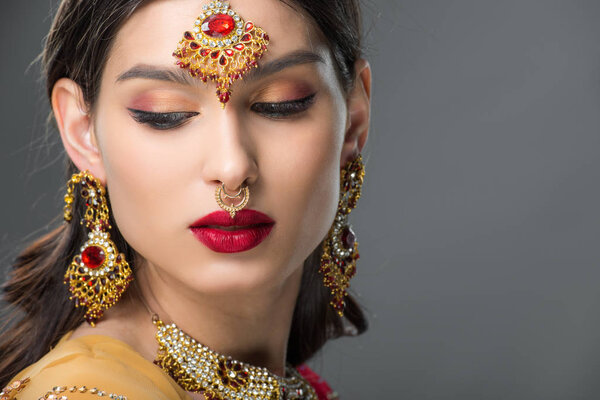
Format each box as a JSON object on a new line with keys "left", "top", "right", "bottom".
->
{"left": 127, "top": 109, "right": 199, "bottom": 130}
{"left": 250, "top": 92, "right": 317, "bottom": 119}
{"left": 127, "top": 93, "right": 318, "bottom": 129}
{"left": 125, "top": 78, "right": 318, "bottom": 129}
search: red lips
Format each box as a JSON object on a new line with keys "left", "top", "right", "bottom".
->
{"left": 189, "top": 209, "right": 275, "bottom": 253}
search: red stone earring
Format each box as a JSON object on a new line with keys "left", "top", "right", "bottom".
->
{"left": 172, "top": 1, "right": 270, "bottom": 107}
{"left": 63, "top": 171, "right": 133, "bottom": 326}
{"left": 319, "top": 154, "right": 365, "bottom": 316}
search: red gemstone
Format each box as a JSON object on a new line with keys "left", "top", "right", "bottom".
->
{"left": 190, "top": 41, "right": 200, "bottom": 50}
{"left": 241, "top": 33, "right": 251, "bottom": 42}
{"left": 219, "top": 91, "right": 231, "bottom": 104}
{"left": 200, "top": 48, "right": 210, "bottom": 57}
{"left": 201, "top": 14, "right": 235, "bottom": 38}
{"left": 233, "top": 43, "right": 245, "bottom": 51}
{"left": 224, "top": 49, "right": 234, "bottom": 57}
{"left": 219, "top": 55, "right": 227, "bottom": 66}
{"left": 81, "top": 246, "right": 105, "bottom": 269}
{"left": 211, "top": 50, "right": 221, "bottom": 59}
{"left": 245, "top": 22, "right": 254, "bottom": 32}
{"left": 341, "top": 227, "right": 355, "bottom": 249}
{"left": 184, "top": 31, "right": 194, "bottom": 40}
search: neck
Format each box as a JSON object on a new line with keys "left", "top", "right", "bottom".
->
{"left": 128, "top": 261, "right": 304, "bottom": 377}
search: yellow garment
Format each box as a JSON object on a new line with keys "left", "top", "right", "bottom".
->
{"left": 2, "top": 331, "right": 191, "bottom": 400}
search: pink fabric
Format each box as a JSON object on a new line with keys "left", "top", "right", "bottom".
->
{"left": 296, "top": 364, "right": 337, "bottom": 400}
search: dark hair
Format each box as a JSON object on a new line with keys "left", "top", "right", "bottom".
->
{"left": 0, "top": 0, "right": 367, "bottom": 385}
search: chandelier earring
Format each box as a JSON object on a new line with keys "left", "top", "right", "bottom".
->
{"left": 319, "top": 154, "right": 365, "bottom": 316}
{"left": 63, "top": 171, "right": 133, "bottom": 326}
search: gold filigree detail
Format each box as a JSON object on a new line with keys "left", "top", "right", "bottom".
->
{"left": 319, "top": 154, "right": 365, "bottom": 316}
{"left": 63, "top": 171, "right": 134, "bottom": 326}
{"left": 173, "top": 1, "right": 269, "bottom": 107}
{"left": 215, "top": 184, "right": 250, "bottom": 218}
{"left": 153, "top": 318, "right": 317, "bottom": 399}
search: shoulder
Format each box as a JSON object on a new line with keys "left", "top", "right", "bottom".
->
{"left": 2, "top": 333, "right": 188, "bottom": 400}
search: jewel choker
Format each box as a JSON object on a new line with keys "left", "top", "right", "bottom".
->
{"left": 152, "top": 316, "right": 317, "bottom": 400}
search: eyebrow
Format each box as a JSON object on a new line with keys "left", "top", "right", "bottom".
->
{"left": 116, "top": 64, "right": 195, "bottom": 85}
{"left": 245, "top": 49, "right": 325, "bottom": 82}
{"left": 115, "top": 49, "right": 325, "bottom": 85}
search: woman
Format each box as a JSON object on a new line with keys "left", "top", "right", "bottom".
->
{"left": 0, "top": 0, "right": 371, "bottom": 398}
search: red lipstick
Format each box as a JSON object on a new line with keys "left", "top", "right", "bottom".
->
{"left": 189, "top": 209, "right": 275, "bottom": 253}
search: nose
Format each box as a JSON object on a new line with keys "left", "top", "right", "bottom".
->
{"left": 202, "top": 111, "right": 258, "bottom": 195}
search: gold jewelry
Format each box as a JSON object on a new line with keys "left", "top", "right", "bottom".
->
{"left": 0, "top": 377, "right": 30, "bottom": 398}
{"left": 319, "top": 154, "right": 365, "bottom": 316}
{"left": 63, "top": 171, "right": 133, "bottom": 327}
{"left": 215, "top": 183, "right": 250, "bottom": 219}
{"left": 221, "top": 184, "right": 244, "bottom": 199}
{"left": 173, "top": 1, "right": 270, "bottom": 107}
{"left": 153, "top": 316, "right": 317, "bottom": 400}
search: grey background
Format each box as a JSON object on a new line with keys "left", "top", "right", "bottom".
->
{"left": 2, "top": 1, "right": 600, "bottom": 399}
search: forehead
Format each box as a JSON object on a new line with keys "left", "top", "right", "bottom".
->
{"left": 108, "top": 0, "right": 323, "bottom": 72}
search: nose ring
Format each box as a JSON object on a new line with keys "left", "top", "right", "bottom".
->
{"left": 215, "top": 183, "right": 250, "bottom": 219}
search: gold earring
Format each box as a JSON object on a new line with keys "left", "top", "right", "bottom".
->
{"left": 319, "top": 154, "right": 365, "bottom": 316}
{"left": 63, "top": 171, "right": 133, "bottom": 327}
{"left": 215, "top": 183, "right": 250, "bottom": 218}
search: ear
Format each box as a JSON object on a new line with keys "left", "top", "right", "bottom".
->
{"left": 52, "top": 78, "right": 106, "bottom": 183}
{"left": 341, "top": 58, "right": 371, "bottom": 166}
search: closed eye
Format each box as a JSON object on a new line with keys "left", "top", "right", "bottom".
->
{"left": 251, "top": 93, "right": 316, "bottom": 119}
{"left": 127, "top": 109, "right": 199, "bottom": 130}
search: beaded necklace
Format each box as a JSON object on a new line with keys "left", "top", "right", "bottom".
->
{"left": 152, "top": 316, "right": 317, "bottom": 400}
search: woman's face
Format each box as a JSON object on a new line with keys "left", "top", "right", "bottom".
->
{"left": 91, "top": 0, "right": 351, "bottom": 295}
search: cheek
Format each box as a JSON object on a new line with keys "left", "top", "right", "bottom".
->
{"left": 258, "top": 99, "right": 346, "bottom": 261}
{"left": 93, "top": 104, "right": 190, "bottom": 254}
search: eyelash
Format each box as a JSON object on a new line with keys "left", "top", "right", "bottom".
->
{"left": 128, "top": 93, "right": 317, "bottom": 130}
{"left": 251, "top": 93, "right": 316, "bottom": 119}
{"left": 127, "top": 109, "right": 198, "bottom": 130}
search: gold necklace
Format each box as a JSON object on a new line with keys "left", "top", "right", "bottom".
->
{"left": 152, "top": 316, "right": 317, "bottom": 400}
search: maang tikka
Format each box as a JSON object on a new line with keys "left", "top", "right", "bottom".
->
{"left": 63, "top": 171, "right": 133, "bottom": 326}
{"left": 320, "top": 154, "right": 365, "bottom": 316}
{"left": 173, "top": 1, "right": 270, "bottom": 107}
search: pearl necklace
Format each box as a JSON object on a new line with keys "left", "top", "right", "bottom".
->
{"left": 152, "top": 316, "right": 317, "bottom": 400}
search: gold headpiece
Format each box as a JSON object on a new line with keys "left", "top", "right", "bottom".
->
{"left": 173, "top": 1, "right": 270, "bottom": 107}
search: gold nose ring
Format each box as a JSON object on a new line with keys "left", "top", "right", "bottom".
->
{"left": 220, "top": 185, "right": 244, "bottom": 199}
{"left": 215, "top": 183, "right": 250, "bottom": 219}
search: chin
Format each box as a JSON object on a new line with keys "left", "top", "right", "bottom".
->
{"left": 179, "top": 260, "right": 296, "bottom": 295}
